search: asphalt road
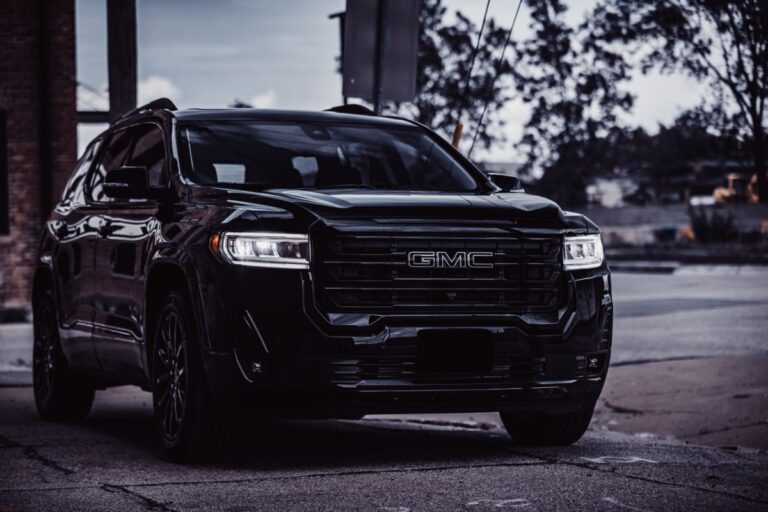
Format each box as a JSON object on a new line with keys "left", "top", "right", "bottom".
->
{"left": 1, "top": 266, "right": 767, "bottom": 511}
{"left": 611, "top": 265, "right": 768, "bottom": 363}
{"left": 1, "top": 385, "right": 767, "bottom": 511}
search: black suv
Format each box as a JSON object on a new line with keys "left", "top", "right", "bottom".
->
{"left": 33, "top": 99, "right": 612, "bottom": 461}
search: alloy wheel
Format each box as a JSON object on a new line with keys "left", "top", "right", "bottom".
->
{"left": 155, "top": 310, "right": 188, "bottom": 442}
{"left": 33, "top": 299, "right": 56, "bottom": 405}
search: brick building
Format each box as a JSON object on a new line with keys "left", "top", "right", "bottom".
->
{"left": 0, "top": 0, "right": 77, "bottom": 317}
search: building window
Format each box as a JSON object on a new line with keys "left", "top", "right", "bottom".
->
{"left": 0, "top": 110, "right": 8, "bottom": 235}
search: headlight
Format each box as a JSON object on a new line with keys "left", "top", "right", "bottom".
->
{"left": 213, "top": 232, "right": 310, "bottom": 269}
{"left": 563, "top": 234, "right": 604, "bottom": 270}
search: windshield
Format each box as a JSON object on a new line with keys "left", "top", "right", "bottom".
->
{"left": 177, "top": 121, "right": 481, "bottom": 192}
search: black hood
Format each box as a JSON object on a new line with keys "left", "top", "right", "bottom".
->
{"left": 199, "top": 187, "right": 589, "bottom": 231}
{"left": 272, "top": 189, "right": 563, "bottom": 217}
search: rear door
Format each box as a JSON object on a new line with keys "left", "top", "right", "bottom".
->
{"left": 90, "top": 123, "right": 167, "bottom": 382}
{"left": 51, "top": 140, "right": 102, "bottom": 369}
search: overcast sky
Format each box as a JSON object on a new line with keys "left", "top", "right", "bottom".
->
{"left": 75, "top": 0, "right": 708, "bottom": 160}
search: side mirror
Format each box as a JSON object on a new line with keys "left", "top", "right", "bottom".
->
{"left": 488, "top": 173, "right": 523, "bottom": 192}
{"left": 103, "top": 166, "right": 154, "bottom": 199}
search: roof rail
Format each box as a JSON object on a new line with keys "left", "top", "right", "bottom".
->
{"left": 116, "top": 97, "right": 178, "bottom": 123}
{"left": 324, "top": 104, "right": 376, "bottom": 116}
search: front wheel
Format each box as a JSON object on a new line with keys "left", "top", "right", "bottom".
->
{"left": 33, "top": 290, "right": 94, "bottom": 421}
{"left": 500, "top": 406, "right": 595, "bottom": 446}
{"left": 152, "top": 290, "right": 218, "bottom": 462}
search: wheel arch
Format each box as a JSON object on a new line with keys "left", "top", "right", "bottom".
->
{"left": 144, "top": 260, "right": 207, "bottom": 382}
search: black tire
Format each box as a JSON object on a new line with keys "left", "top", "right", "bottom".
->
{"left": 500, "top": 406, "right": 594, "bottom": 446}
{"left": 33, "top": 290, "right": 95, "bottom": 421}
{"left": 152, "top": 290, "right": 218, "bottom": 462}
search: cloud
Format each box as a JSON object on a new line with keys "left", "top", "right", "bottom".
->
{"left": 77, "top": 84, "right": 109, "bottom": 111}
{"left": 248, "top": 90, "right": 278, "bottom": 109}
{"left": 142, "top": 43, "right": 242, "bottom": 62}
{"left": 138, "top": 75, "right": 183, "bottom": 105}
{"left": 77, "top": 76, "right": 184, "bottom": 110}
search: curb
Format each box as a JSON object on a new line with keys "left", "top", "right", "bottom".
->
{"left": 606, "top": 247, "right": 768, "bottom": 265}
{"left": 0, "top": 371, "right": 32, "bottom": 387}
{"left": 609, "top": 262, "right": 678, "bottom": 274}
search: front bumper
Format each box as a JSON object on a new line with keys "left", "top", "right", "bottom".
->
{"left": 194, "top": 252, "right": 613, "bottom": 416}
{"left": 204, "top": 349, "right": 606, "bottom": 417}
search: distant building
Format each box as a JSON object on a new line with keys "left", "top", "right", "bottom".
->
{"left": 0, "top": 0, "right": 77, "bottom": 316}
{"left": 587, "top": 160, "right": 757, "bottom": 208}
{"left": 586, "top": 177, "right": 636, "bottom": 208}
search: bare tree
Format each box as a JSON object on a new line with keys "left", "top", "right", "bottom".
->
{"left": 592, "top": 0, "right": 768, "bottom": 201}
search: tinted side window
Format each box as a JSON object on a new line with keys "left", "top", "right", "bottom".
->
{"left": 60, "top": 140, "right": 101, "bottom": 209}
{"left": 88, "top": 129, "right": 132, "bottom": 203}
{"left": 126, "top": 124, "right": 167, "bottom": 187}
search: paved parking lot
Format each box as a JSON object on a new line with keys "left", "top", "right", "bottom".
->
{"left": 611, "top": 266, "right": 768, "bottom": 363}
{"left": 1, "top": 266, "right": 767, "bottom": 510}
{"left": 1, "top": 385, "right": 767, "bottom": 511}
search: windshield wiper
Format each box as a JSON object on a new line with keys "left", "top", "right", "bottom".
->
{"left": 212, "top": 182, "right": 279, "bottom": 191}
{"left": 315, "top": 184, "right": 377, "bottom": 189}
{"left": 315, "top": 183, "right": 402, "bottom": 190}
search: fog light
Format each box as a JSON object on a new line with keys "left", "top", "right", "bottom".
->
{"left": 587, "top": 354, "right": 607, "bottom": 374}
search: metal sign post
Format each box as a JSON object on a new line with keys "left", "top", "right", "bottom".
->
{"left": 341, "top": 0, "right": 420, "bottom": 111}
{"left": 107, "top": 0, "right": 137, "bottom": 123}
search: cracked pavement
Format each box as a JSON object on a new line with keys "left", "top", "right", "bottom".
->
{"left": 592, "top": 354, "right": 768, "bottom": 450}
{"left": 0, "top": 385, "right": 767, "bottom": 511}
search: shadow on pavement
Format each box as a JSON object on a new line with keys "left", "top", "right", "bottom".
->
{"left": 78, "top": 390, "right": 517, "bottom": 470}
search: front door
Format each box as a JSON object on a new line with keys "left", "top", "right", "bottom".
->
{"left": 90, "top": 123, "right": 168, "bottom": 383}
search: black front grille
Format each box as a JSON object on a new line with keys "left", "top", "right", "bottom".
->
{"left": 313, "top": 234, "right": 564, "bottom": 313}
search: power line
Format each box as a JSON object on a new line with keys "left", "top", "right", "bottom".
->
{"left": 456, "top": 0, "right": 491, "bottom": 125}
{"left": 467, "top": 0, "right": 523, "bottom": 160}
{"left": 77, "top": 94, "right": 103, "bottom": 111}
{"left": 451, "top": 0, "right": 491, "bottom": 148}
{"left": 76, "top": 80, "right": 108, "bottom": 100}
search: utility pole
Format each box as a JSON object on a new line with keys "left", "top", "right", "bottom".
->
{"left": 372, "top": 0, "right": 387, "bottom": 114}
{"left": 328, "top": 11, "right": 348, "bottom": 105}
{"left": 107, "top": 0, "right": 137, "bottom": 123}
